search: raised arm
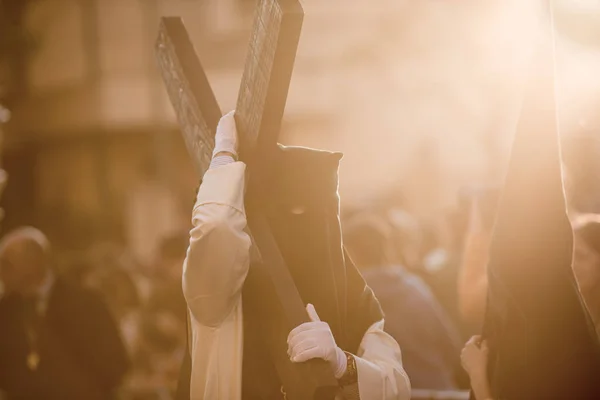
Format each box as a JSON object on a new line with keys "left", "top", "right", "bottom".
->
{"left": 182, "top": 111, "right": 252, "bottom": 328}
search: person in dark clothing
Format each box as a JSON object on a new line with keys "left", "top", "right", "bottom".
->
{"left": 0, "top": 227, "right": 130, "bottom": 400}
{"left": 474, "top": 5, "right": 600, "bottom": 399}
{"left": 572, "top": 214, "right": 600, "bottom": 334}
{"left": 176, "top": 111, "right": 410, "bottom": 399}
{"left": 139, "top": 233, "right": 189, "bottom": 396}
{"left": 344, "top": 213, "right": 463, "bottom": 390}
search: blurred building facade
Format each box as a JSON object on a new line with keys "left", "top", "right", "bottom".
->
{"left": 1, "top": 0, "right": 599, "bottom": 255}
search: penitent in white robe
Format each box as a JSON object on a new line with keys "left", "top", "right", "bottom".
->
{"left": 182, "top": 161, "right": 411, "bottom": 400}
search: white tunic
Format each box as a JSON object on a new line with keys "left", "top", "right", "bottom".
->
{"left": 183, "top": 161, "right": 411, "bottom": 400}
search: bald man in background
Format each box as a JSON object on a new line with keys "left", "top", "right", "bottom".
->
{"left": 0, "top": 227, "right": 129, "bottom": 400}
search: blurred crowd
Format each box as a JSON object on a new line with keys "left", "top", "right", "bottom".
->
{"left": 55, "top": 233, "right": 190, "bottom": 399}
{"left": 1, "top": 176, "right": 599, "bottom": 399}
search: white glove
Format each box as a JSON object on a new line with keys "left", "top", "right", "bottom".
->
{"left": 212, "top": 110, "right": 238, "bottom": 159}
{"left": 287, "top": 304, "right": 347, "bottom": 379}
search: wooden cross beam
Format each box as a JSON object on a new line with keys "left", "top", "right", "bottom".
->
{"left": 155, "top": 1, "right": 338, "bottom": 398}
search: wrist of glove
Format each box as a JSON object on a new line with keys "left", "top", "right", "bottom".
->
{"left": 287, "top": 304, "right": 348, "bottom": 379}
{"left": 212, "top": 110, "right": 239, "bottom": 159}
{"left": 333, "top": 346, "right": 348, "bottom": 378}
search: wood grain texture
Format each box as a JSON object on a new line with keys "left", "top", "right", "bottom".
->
{"left": 235, "top": 0, "right": 304, "bottom": 156}
{"left": 155, "top": 17, "right": 222, "bottom": 177}
{"left": 236, "top": 0, "right": 339, "bottom": 396}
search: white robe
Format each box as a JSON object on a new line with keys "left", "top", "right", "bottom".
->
{"left": 182, "top": 161, "right": 411, "bottom": 400}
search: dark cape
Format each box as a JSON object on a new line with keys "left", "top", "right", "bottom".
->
{"left": 480, "top": 6, "right": 600, "bottom": 400}
{"left": 176, "top": 145, "right": 383, "bottom": 400}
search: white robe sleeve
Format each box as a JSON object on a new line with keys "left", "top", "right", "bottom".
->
{"left": 182, "top": 161, "right": 252, "bottom": 328}
{"left": 347, "top": 319, "right": 411, "bottom": 400}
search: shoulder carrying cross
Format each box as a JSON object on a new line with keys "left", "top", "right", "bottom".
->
{"left": 155, "top": 1, "right": 338, "bottom": 398}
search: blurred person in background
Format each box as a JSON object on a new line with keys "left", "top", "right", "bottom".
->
{"left": 344, "top": 212, "right": 462, "bottom": 390}
{"left": 85, "top": 245, "right": 141, "bottom": 325}
{"left": 398, "top": 207, "right": 467, "bottom": 336}
{"left": 367, "top": 203, "right": 463, "bottom": 329}
{"left": 84, "top": 243, "right": 142, "bottom": 359}
{"left": 60, "top": 257, "right": 95, "bottom": 288}
{"left": 147, "top": 233, "right": 189, "bottom": 326}
{"left": 0, "top": 227, "right": 129, "bottom": 400}
{"left": 572, "top": 213, "right": 600, "bottom": 332}
{"left": 138, "top": 232, "right": 189, "bottom": 397}
{"left": 386, "top": 209, "right": 424, "bottom": 272}
{"left": 456, "top": 188, "right": 500, "bottom": 331}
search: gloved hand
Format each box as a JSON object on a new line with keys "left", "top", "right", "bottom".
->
{"left": 287, "top": 304, "right": 347, "bottom": 379}
{"left": 461, "top": 335, "right": 489, "bottom": 377}
{"left": 212, "top": 110, "right": 238, "bottom": 159}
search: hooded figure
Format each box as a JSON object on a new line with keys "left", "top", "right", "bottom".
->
{"left": 479, "top": 4, "right": 600, "bottom": 399}
{"left": 176, "top": 111, "right": 411, "bottom": 400}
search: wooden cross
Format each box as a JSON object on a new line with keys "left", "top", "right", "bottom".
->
{"left": 155, "top": 1, "right": 338, "bottom": 398}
